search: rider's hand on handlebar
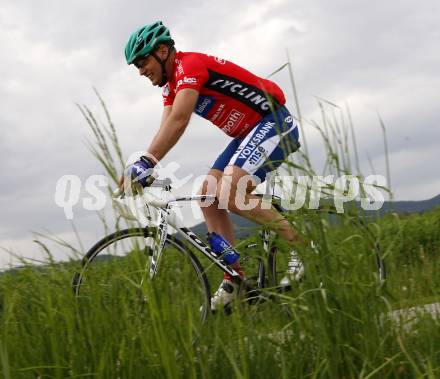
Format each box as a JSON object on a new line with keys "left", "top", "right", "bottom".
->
{"left": 119, "top": 155, "right": 156, "bottom": 194}
{"left": 131, "top": 156, "right": 155, "bottom": 186}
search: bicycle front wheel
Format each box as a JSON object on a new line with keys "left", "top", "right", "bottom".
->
{"left": 72, "top": 228, "right": 211, "bottom": 324}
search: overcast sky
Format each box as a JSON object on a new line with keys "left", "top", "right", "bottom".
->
{"left": 1, "top": 0, "right": 439, "bottom": 268}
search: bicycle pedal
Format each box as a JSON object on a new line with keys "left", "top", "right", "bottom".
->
{"left": 245, "top": 288, "right": 261, "bottom": 305}
{"left": 277, "top": 284, "right": 292, "bottom": 292}
{"left": 223, "top": 303, "right": 233, "bottom": 315}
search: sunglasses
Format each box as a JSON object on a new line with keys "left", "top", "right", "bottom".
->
{"left": 133, "top": 55, "right": 150, "bottom": 69}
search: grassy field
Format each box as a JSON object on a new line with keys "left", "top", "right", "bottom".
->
{"left": 1, "top": 208, "right": 440, "bottom": 378}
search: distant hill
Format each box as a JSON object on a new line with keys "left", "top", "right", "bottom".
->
{"left": 191, "top": 194, "right": 440, "bottom": 239}
{"left": 373, "top": 194, "right": 440, "bottom": 215}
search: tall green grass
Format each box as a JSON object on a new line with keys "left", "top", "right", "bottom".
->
{"left": 1, "top": 67, "right": 440, "bottom": 378}
{"left": 1, "top": 210, "right": 440, "bottom": 378}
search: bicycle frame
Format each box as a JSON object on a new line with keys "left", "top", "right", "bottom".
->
{"left": 152, "top": 205, "right": 242, "bottom": 281}
{"left": 115, "top": 180, "right": 260, "bottom": 283}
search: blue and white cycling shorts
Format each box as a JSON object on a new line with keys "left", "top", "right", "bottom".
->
{"left": 212, "top": 106, "right": 300, "bottom": 183}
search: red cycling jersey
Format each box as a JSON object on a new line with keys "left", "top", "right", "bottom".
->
{"left": 162, "top": 51, "right": 286, "bottom": 138}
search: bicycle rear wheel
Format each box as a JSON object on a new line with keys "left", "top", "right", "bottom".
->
{"left": 267, "top": 198, "right": 387, "bottom": 286}
{"left": 266, "top": 235, "right": 386, "bottom": 288}
{"left": 72, "top": 228, "right": 211, "bottom": 324}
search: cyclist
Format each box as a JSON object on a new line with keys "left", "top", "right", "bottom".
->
{"left": 122, "top": 21, "right": 304, "bottom": 311}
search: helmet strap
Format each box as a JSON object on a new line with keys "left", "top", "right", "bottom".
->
{"left": 151, "top": 46, "right": 173, "bottom": 87}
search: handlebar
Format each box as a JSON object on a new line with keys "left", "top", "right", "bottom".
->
{"left": 113, "top": 177, "right": 172, "bottom": 198}
{"left": 147, "top": 178, "right": 172, "bottom": 190}
{"left": 113, "top": 177, "right": 216, "bottom": 209}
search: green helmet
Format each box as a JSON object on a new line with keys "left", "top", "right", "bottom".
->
{"left": 125, "top": 21, "right": 174, "bottom": 65}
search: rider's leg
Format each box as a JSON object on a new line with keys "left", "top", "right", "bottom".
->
{"left": 218, "top": 165, "right": 304, "bottom": 285}
{"left": 218, "top": 165, "right": 301, "bottom": 246}
{"left": 198, "top": 168, "right": 243, "bottom": 276}
{"left": 198, "top": 168, "right": 235, "bottom": 245}
{"left": 205, "top": 107, "right": 302, "bottom": 309}
{"left": 199, "top": 170, "right": 245, "bottom": 311}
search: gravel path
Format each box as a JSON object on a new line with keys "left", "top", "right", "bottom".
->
{"left": 388, "top": 302, "right": 440, "bottom": 330}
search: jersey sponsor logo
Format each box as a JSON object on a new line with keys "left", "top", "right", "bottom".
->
{"left": 237, "top": 122, "right": 274, "bottom": 160}
{"left": 284, "top": 115, "right": 293, "bottom": 124}
{"left": 210, "top": 103, "right": 225, "bottom": 123}
{"left": 176, "top": 59, "right": 184, "bottom": 75}
{"left": 221, "top": 109, "right": 245, "bottom": 134}
{"left": 194, "top": 96, "right": 215, "bottom": 117}
{"left": 176, "top": 76, "right": 198, "bottom": 89}
{"left": 207, "top": 55, "right": 226, "bottom": 65}
{"left": 206, "top": 70, "right": 280, "bottom": 116}
{"left": 248, "top": 146, "right": 267, "bottom": 166}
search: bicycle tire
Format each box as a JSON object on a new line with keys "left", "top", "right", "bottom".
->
{"left": 266, "top": 235, "right": 386, "bottom": 288}
{"left": 262, "top": 197, "right": 386, "bottom": 288}
{"left": 72, "top": 228, "right": 211, "bottom": 324}
{"left": 317, "top": 204, "right": 387, "bottom": 283}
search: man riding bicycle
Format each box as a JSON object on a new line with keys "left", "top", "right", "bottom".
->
{"left": 122, "top": 21, "right": 304, "bottom": 311}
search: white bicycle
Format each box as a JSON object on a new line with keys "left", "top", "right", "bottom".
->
{"left": 71, "top": 178, "right": 386, "bottom": 324}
